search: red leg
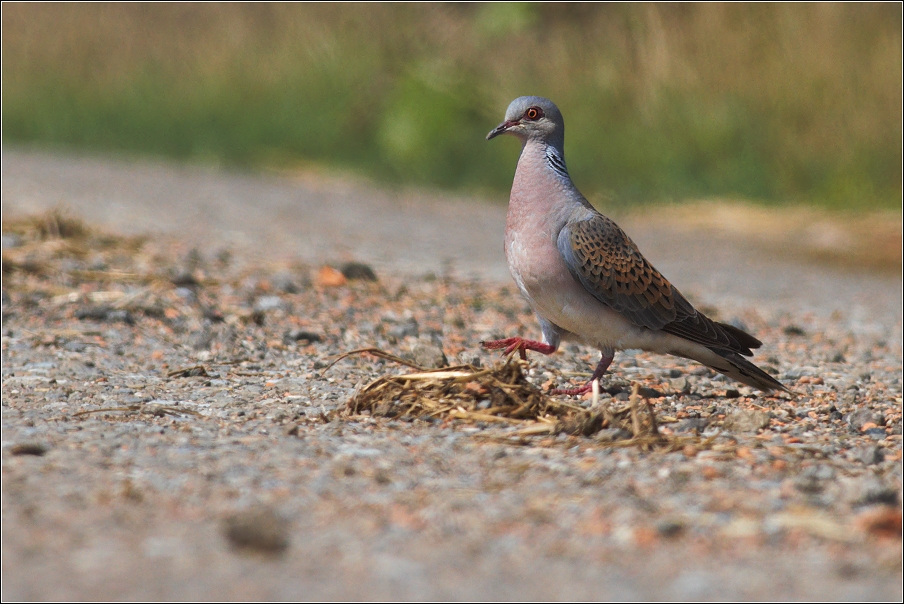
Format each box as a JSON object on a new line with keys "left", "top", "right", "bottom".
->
{"left": 481, "top": 337, "right": 556, "bottom": 360}
{"left": 551, "top": 350, "right": 615, "bottom": 396}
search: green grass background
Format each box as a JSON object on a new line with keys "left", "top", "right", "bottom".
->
{"left": 2, "top": 4, "right": 901, "bottom": 210}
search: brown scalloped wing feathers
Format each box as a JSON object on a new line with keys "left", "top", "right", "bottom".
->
{"left": 566, "top": 215, "right": 677, "bottom": 327}
{"left": 562, "top": 215, "right": 758, "bottom": 355}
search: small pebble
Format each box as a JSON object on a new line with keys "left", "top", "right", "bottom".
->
{"left": 284, "top": 329, "right": 322, "bottom": 344}
{"left": 845, "top": 408, "right": 884, "bottom": 431}
{"left": 670, "top": 377, "right": 691, "bottom": 393}
{"left": 223, "top": 507, "right": 290, "bottom": 555}
{"left": 855, "top": 445, "right": 884, "bottom": 465}
{"left": 254, "top": 295, "right": 283, "bottom": 312}
{"left": 410, "top": 341, "right": 447, "bottom": 368}
{"left": 272, "top": 271, "right": 302, "bottom": 293}
{"left": 63, "top": 340, "right": 87, "bottom": 353}
{"left": 1, "top": 232, "right": 23, "bottom": 249}
{"left": 340, "top": 262, "right": 377, "bottom": 281}
{"left": 10, "top": 443, "right": 48, "bottom": 456}
{"left": 676, "top": 418, "right": 709, "bottom": 434}
{"left": 857, "top": 481, "right": 899, "bottom": 506}
{"left": 74, "top": 306, "right": 112, "bottom": 321}
{"left": 722, "top": 410, "right": 770, "bottom": 433}
{"left": 595, "top": 428, "right": 632, "bottom": 442}
{"left": 656, "top": 518, "right": 685, "bottom": 538}
{"left": 170, "top": 270, "right": 199, "bottom": 287}
{"left": 388, "top": 318, "right": 419, "bottom": 339}
{"left": 457, "top": 351, "right": 482, "bottom": 368}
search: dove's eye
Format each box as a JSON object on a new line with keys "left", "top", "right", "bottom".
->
{"left": 525, "top": 107, "right": 544, "bottom": 120}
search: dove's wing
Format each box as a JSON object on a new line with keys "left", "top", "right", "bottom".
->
{"left": 557, "top": 213, "right": 761, "bottom": 356}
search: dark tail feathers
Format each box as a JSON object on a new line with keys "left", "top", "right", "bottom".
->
{"left": 716, "top": 321, "right": 763, "bottom": 355}
{"left": 709, "top": 348, "right": 788, "bottom": 393}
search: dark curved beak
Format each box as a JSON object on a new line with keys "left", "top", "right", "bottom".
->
{"left": 486, "top": 120, "right": 519, "bottom": 141}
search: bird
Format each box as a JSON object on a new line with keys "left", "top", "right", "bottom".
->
{"left": 483, "top": 96, "right": 787, "bottom": 396}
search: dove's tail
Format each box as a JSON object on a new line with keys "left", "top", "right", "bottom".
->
{"left": 704, "top": 349, "right": 788, "bottom": 393}
{"left": 669, "top": 341, "right": 787, "bottom": 393}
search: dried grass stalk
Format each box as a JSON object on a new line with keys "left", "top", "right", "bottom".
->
{"left": 336, "top": 348, "right": 670, "bottom": 444}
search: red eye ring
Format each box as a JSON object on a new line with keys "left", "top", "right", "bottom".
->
{"left": 525, "top": 106, "right": 544, "bottom": 121}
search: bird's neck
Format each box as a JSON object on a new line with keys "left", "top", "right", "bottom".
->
{"left": 517, "top": 137, "right": 570, "bottom": 179}
{"left": 508, "top": 140, "right": 584, "bottom": 235}
{"left": 512, "top": 139, "right": 587, "bottom": 206}
{"left": 542, "top": 144, "right": 570, "bottom": 180}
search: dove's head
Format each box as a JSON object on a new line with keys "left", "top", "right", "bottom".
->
{"left": 486, "top": 96, "right": 564, "bottom": 145}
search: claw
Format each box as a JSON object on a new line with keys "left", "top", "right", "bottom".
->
{"left": 480, "top": 337, "right": 556, "bottom": 360}
{"left": 550, "top": 383, "right": 593, "bottom": 396}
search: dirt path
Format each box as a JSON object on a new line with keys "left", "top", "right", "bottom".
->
{"left": 2, "top": 149, "right": 901, "bottom": 600}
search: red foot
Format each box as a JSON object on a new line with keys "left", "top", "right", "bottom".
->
{"left": 550, "top": 350, "right": 615, "bottom": 397}
{"left": 551, "top": 383, "right": 593, "bottom": 396}
{"left": 481, "top": 337, "right": 556, "bottom": 360}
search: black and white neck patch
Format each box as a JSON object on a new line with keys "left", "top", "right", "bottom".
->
{"left": 545, "top": 146, "right": 570, "bottom": 179}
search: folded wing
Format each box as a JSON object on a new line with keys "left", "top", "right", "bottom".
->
{"left": 557, "top": 214, "right": 761, "bottom": 356}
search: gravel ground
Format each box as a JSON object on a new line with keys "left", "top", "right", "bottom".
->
{"left": 2, "top": 149, "right": 902, "bottom": 600}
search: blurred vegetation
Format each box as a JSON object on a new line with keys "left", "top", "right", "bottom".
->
{"left": 2, "top": 4, "right": 901, "bottom": 210}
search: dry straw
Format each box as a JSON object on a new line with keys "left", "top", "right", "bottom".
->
{"left": 326, "top": 347, "right": 712, "bottom": 450}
